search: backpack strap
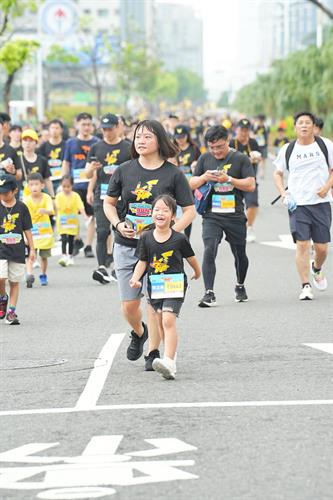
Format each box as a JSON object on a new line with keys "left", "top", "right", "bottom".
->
{"left": 285, "top": 140, "right": 296, "bottom": 171}
{"left": 285, "top": 137, "right": 329, "bottom": 171}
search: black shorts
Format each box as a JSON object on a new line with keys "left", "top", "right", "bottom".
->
{"left": 74, "top": 188, "right": 94, "bottom": 216}
{"left": 149, "top": 297, "right": 184, "bottom": 317}
{"left": 289, "top": 203, "right": 332, "bottom": 243}
{"left": 244, "top": 183, "right": 259, "bottom": 208}
{"left": 202, "top": 214, "right": 247, "bottom": 245}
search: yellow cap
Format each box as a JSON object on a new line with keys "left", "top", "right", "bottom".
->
{"left": 21, "top": 128, "right": 38, "bottom": 142}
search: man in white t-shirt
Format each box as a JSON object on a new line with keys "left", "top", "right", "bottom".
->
{"left": 274, "top": 111, "right": 333, "bottom": 301}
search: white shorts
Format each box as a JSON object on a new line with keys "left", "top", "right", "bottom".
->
{"left": 0, "top": 260, "right": 25, "bottom": 282}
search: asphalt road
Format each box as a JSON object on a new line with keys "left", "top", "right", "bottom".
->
{"left": 1, "top": 166, "right": 333, "bottom": 500}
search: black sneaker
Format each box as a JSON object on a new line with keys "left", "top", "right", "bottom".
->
{"left": 198, "top": 290, "right": 217, "bottom": 307}
{"left": 235, "top": 285, "right": 248, "bottom": 302}
{"left": 84, "top": 245, "right": 94, "bottom": 258}
{"left": 127, "top": 322, "right": 148, "bottom": 361}
{"left": 144, "top": 349, "right": 160, "bottom": 371}
{"left": 92, "top": 266, "right": 111, "bottom": 284}
{"left": 73, "top": 238, "right": 84, "bottom": 256}
{"left": 26, "top": 274, "right": 35, "bottom": 288}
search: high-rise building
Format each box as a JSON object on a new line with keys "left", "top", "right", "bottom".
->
{"left": 119, "top": 0, "right": 155, "bottom": 45}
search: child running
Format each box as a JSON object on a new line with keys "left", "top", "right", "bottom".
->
{"left": 130, "top": 194, "right": 201, "bottom": 380}
{"left": 0, "top": 174, "right": 35, "bottom": 324}
{"left": 24, "top": 173, "right": 54, "bottom": 287}
{"left": 55, "top": 175, "right": 86, "bottom": 266}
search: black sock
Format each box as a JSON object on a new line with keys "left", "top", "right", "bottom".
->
{"left": 312, "top": 263, "right": 321, "bottom": 273}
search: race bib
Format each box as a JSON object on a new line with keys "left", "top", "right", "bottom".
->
{"left": 49, "top": 159, "right": 62, "bottom": 181}
{"left": 100, "top": 183, "right": 108, "bottom": 200}
{"left": 0, "top": 233, "right": 22, "bottom": 245}
{"left": 128, "top": 202, "right": 152, "bottom": 217}
{"left": 103, "top": 164, "right": 119, "bottom": 175}
{"left": 73, "top": 168, "right": 88, "bottom": 183}
{"left": 150, "top": 273, "right": 184, "bottom": 299}
{"left": 125, "top": 214, "right": 153, "bottom": 239}
{"left": 32, "top": 222, "right": 53, "bottom": 240}
{"left": 59, "top": 214, "right": 78, "bottom": 230}
{"left": 212, "top": 194, "right": 235, "bottom": 213}
{"left": 256, "top": 135, "right": 265, "bottom": 147}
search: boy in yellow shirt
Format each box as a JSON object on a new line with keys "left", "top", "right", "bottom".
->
{"left": 55, "top": 175, "right": 86, "bottom": 266}
{"left": 24, "top": 173, "right": 54, "bottom": 287}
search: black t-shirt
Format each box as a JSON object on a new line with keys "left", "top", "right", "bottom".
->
{"left": 87, "top": 139, "right": 131, "bottom": 205}
{"left": 19, "top": 154, "right": 51, "bottom": 181}
{"left": 107, "top": 159, "right": 194, "bottom": 248}
{"left": 274, "top": 137, "right": 289, "bottom": 148}
{"left": 0, "top": 143, "right": 20, "bottom": 173}
{"left": 229, "top": 138, "right": 260, "bottom": 177}
{"left": 38, "top": 140, "right": 66, "bottom": 181}
{"left": 177, "top": 144, "right": 201, "bottom": 176}
{"left": 194, "top": 150, "right": 255, "bottom": 220}
{"left": 0, "top": 200, "right": 32, "bottom": 263}
{"left": 136, "top": 229, "right": 195, "bottom": 296}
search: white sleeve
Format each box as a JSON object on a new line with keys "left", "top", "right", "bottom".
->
{"left": 321, "top": 137, "right": 333, "bottom": 169}
{"left": 273, "top": 143, "right": 289, "bottom": 173}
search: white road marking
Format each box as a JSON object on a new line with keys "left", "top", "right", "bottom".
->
{"left": 261, "top": 234, "right": 296, "bottom": 250}
{"left": 303, "top": 343, "right": 333, "bottom": 355}
{"left": 125, "top": 438, "right": 197, "bottom": 457}
{"left": 75, "top": 334, "right": 125, "bottom": 410}
{"left": 2, "top": 399, "right": 333, "bottom": 417}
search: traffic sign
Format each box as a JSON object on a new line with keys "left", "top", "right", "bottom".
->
{"left": 40, "top": 0, "right": 79, "bottom": 37}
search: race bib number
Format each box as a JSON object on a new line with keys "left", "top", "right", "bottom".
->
{"left": 100, "top": 183, "right": 108, "bottom": 200}
{"left": 73, "top": 168, "right": 88, "bottom": 183}
{"left": 49, "top": 159, "right": 62, "bottom": 181}
{"left": 32, "top": 222, "right": 53, "bottom": 240}
{"left": 125, "top": 214, "right": 153, "bottom": 239}
{"left": 212, "top": 194, "right": 236, "bottom": 213}
{"left": 59, "top": 214, "right": 78, "bottom": 230}
{"left": 103, "top": 164, "right": 119, "bottom": 175}
{"left": 0, "top": 233, "right": 22, "bottom": 245}
{"left": 128, "top": 202, "right": 152, "bottom": 217}
{"left": 150, "top": 273, "right": 184, "bottom": 299}
{"left": 256, "top": 135, "right": 265, "bottom": 147}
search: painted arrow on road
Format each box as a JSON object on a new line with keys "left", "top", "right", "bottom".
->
{"left": 303, "top": 343, "right": 333, "bottom": 355}
{"left": 261, "top": 234, "right": 296, "bottom": 250}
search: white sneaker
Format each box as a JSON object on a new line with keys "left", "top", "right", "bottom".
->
{"left": 310, "top": 261, "right": 327, "bottom": 291}
{"left": 67, "top": 256, "right": 74, "bottom": 266}
{"left": 299, "top": 284, "right": 314, "bottom": 301}
{"left": 246, "top": 226, "right": 256, "bottom": 243}
{"left": 152, "top": 357, "right": 176, "bottom": 380}
{"left": 58, "top": 255, "right": 67, "bottom": 267}
{"left": 33, "top": 260, "right": 41, "bottom": 268}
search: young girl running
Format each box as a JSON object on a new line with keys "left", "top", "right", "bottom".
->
{"left": 55, "top": 175, "right": 86, "bottom": 266}
{"left": 130, "top": 194, "right": 201, "bottom": 380}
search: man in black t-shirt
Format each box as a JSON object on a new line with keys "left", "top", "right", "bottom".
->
{"left": 230, "top": 118, "right": 261, "bottom": 243}
{"left": 190, "top": 125, "right": 255, "bottom": 306}
{"left": 86, "top": 113, "right": 131, "bottom": 284}
{"left": 38, "top": 119, "right": 66, "bottom": 190}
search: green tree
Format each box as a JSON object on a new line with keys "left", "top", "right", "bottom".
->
{"left": 0, "top": 0, "right": 37, "bottom": 41}
{"left": 173, "top": 68, "right": 206, "bottom": 102}
{"left": 0, "top": 39, "right": 39, "bottom": 111}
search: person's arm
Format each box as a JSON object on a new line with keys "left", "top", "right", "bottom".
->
{"left": 103, "top": 195, "right": 135, "bottom": 239}
{"left": 189, "top": 170, "right": 220, "bottom": 190}
{"left": 129, "top": 260, "right": 148, "bottom": 288}
{"left": 62, "top": 159, "right": 70, "bottom": 176}
{"left": 173, "top": 205, "right": 196, "bottom": 233}
{"left": 215, "top": 170, "right": 255, "bottom": 192}
{"left": 317, "top": 170, "right": 333, "bottom": 198}
{"left": 273, "top": 169, "right": 287, "bottom": 199}
{"left": 15, "top": 168, "right": 23, "bottom": 181}
{"left": 24, "top": 229, "right": 35, "bottom": 263}
{"left": 87, "top": 172, "right": 97, "bottom": 206}
{"left": 45, "top": 177, "right": 55, "bottom": 198}
{"left": 186, "top": 255, "right": 201, "bottom": 280}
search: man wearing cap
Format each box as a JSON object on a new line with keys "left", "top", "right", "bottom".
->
{"left": 62, "top": 112, "right": 99, "bottom": 258}
{"left": 230, "top": 119, "right": 262, "bottom": 243}
{"left": 86, "top": 113, "right": 131, "bottom": 284}
{"left": 19, "top": 129, "right": 54, "bottom": 198}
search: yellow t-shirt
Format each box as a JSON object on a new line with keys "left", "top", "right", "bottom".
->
{"left": 24, "top": 193, "right": 54, "bottom": 250}
{"left": 55, "top": 191, "right": 84, "bottom": 236}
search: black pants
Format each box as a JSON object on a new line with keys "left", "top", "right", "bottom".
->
{"left": 202, "top": 216, "right": 249, "bottom": 290}
{"left": 61, "top": 235, "right": 74, "bottom": 255}
{"left": 94, "top": 204, "right": 111, "bottom": 266}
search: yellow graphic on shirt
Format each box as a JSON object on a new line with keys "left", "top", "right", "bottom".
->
{"left": 150, "top": 250, "right": 174, "bottom": 274}
{"left": 105, "top": 149, "right": 120, "bottom": 165}
{"left": 179, "top": 153, "right": 191, "bottom": 166}
{"left": 50, "top": 148, "right": 61, "bottom": 159}
{"left": 221, "top": 164, "right": 232, "bottom": 173}
{"left": 132, "top": 179, "right": 158, "bottom": 202}
{"left": 31, "top": 166, "right": 39, "bottom": 173}
{"left": 2, "top": 213, "right": 19, "bottom": 233}
{"left": 0, "top": 154, "right": 5, "bottom": 162}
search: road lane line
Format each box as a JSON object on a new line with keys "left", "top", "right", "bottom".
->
{"left": 75, "top": 333, "right": 125, "bottom": 409}
{"left": 3, "top": 399, "right": 333, "bottom": 417}
{"left": 303, "top": 343, "right": 333, "bottom": 355}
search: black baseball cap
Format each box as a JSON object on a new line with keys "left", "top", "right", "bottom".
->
{"left": 0, "top": 173, "right": 17, "bottom": 193}
{"left": 174, "top": 125, "right": 189, "bottom": 137}
{"left": 237, "top": 118, "right": 251, "bottom": 129}
{"left": 100, "top": 113, "right": 119, "bottom": 129}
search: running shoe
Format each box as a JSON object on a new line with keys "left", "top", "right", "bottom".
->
{"left": 67, "top": 256, "right": 74, "bottom": 266}
{"left": 246, "top": 226, "right": 256, "bottom": 243}
{"left": 39, "top": 274, "right": 48, "bottom": 286}
{"left": 299, "top": 284, "right": 314, "bottom": 301}
{"left": 110, "top": 269, "right": 117, "bottom": 282}
{"left": 72, "top": 238, "right": 84, "bottom": 256}
{"left": 235, "top": 285, "right": 248, "bottom": 302}
{"left": 26, "top": 274, "right": 35, "bottom": 288}
{"left": 152, "top": 357, "right": 176, "bottom": 380}
{"left": 58, "top": 255, "right": 68, "bottom": 267}
{"left": 92, "top": 266, "right": 112, "bottom": 284}
{"left": 5, "top": 310, "right": 20, "bottom": 325}
{"left": 0, "top": 294, "right": 8, "bottom": 320}
{"left": 127, "top": 322, "right": 148, "bottom": 361}
{"left": 310, "top": 261, "right": 328, "bottom": 291}
{"left": 198, "top": 290, "right": 217, "bottom": 307}
{"left": 144, "top": 349, "right": 160, "bottom": 371}
{"left": 84, "top": 245, "right": 94, "bottom": 258}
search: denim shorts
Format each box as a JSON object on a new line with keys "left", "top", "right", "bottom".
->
{"left": 289, "top": 203, "right": 332, "bottom": 243}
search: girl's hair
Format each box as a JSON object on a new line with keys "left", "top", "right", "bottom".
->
{"left": 61, "top": 174, "right": 74, "bottom": 185}
{"left": 131, "top": 120, "right": 179, "bottom": 160}
{"left": 152, "top": 194, "right": 177, "bottom": 216}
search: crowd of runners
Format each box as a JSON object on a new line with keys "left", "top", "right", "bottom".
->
{"left": 0, "top": 109, "right": 331, "bottom": 380}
